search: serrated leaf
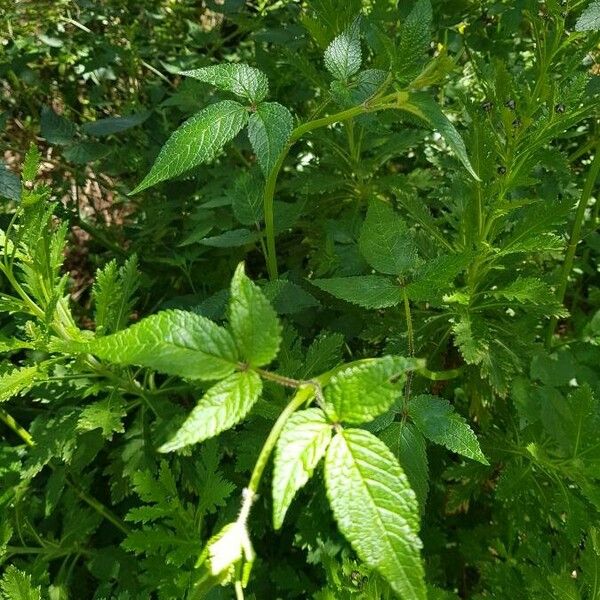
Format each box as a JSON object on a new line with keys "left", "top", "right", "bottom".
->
{"left": 409, "top": 395, "right": 488, "bottom": 464}
{"left": 311, "top": 275, "right": 402, "bottom": 308}
{"left": 380, "top": 422, "right": 429, "bottom": 511}
{"left": 232, "top": 170, "right": 263, "bottom": 225}
{"left": 359, "top": 200, "right": 418, "bottom": 275}
{"left": 182, "top": 63, "right": 269, "bottom": 103}
{"left": 272, "top": 408, "right": 332, "bottom": 529}
{"left": 131, "top": 100, "right": 248, "bottom": 194}
{"left": 324, "top": 356, "right": 410, "bottom": 424}
{"left": 228, "top": 263, "right": 281, "bottom": 367}
{"left": 159, "top": 371, "right": 261, "bottom": 452}
{"left": 324, "top": 20, "right": 362, "bottom": 81}
{"left": 396, "top": 0, "right": 432, "bottom": 81}
{"left": 405, "top": 253, "right": 471, "bottom": 303}
{"left": 576, "top": 0, "right": 600, "bottom": 31}
{"left": 71, "top": 309, "right": 238, "bottom": 380}
{"left": 40, "top": 106, "right": 76, "bottom": 145}
{"left": 22, "top": 144, "right": 41, "bottom": 182}
{"left": 63, "top": 141, "right": 110, "bottom": 164}
{"left": 77, "top": 394, "right": 127, "bottom": 439}
{"left": 0, "top": 364, "right": 49, "bottom": 404}
{"left": 404, "top": 92, "right": 479, "bottom": 180}
{"left": 0, "top": 565, "right": 41, "bottom": 600}
{"left": 247, "top": 102, "right": 293, "bottom": 176}
{"left": 325, "top": 428, "right": 425, "bottom": 599}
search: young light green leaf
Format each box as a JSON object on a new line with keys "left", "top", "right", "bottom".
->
{"left": 131, "top": 100, "right": 248, "bottom": 194}
{"left": 380, "top": 422, "right": 429, "bottom": 511}
{"left": 396, "top": 0, "right": 432, "bottom": 81}
{"left": 159, "top": 370, "right": 262, "bottom": 452}
{"left": 324, "top": 20, "right": 362, "bottom": 81}
{"left": 182, "top": 64, "right": 269, "bottom": 103}
{"left": 272, "top": 408, "right": 332, "bottom": 529}
{"left": 247, "top": 102, "right": 293, "bottom": 176}
{"left": 0, "top": 364, "right": 48, "bottom": 404}
{"left": 311, "top": 275, "right": 402, "bottom": 308}
{"left": 325, "top": 428, "right": 426, "bottom": 599}
{"left": 359, "top": 200, "right": 418, "bottom": 275}
{"left": 324, "top": 356, "right": 410, "bottom": 424}
{"left": 409, "top": 395, "right": 488, "bottom": 464}
{"left": 576, "top": 0, "right": 600, "bottom": 31}
{"left": 228, "top": 263, "right": 281, "bottom": 367}
{"left": 71, "top": 309, "right": 238, "bottom": 381}
{"left": 77, "top": 394, "right": 127, "bottom": 440}
{"left": 404, "top": 92, "right": 479, "bottom": 181}
{"left": 22, "top": 144, "right": 42, "bottom": 182}
{"left": 0, "top": 565, "right": 41, "bottom": 600}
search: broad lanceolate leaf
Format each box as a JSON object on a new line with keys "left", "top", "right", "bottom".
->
{"left": 380, "top": 422, "right": 429, "bottom": 511}
{"left": 409, "top": 395, "right": 488, "bottom": 464}
{"left": 359, "top": 200, "right": 417, "bottom": 275}
{"left": 404, "top": 92, "right": 479, "bottom": 181}
{"left": 396, "top": 0, "right": 432, "bottom": 81}
{"left": 325, "top": 428, "right": 426, "bottom": 599}
{"left": 0, "top": 565, "right": 42, "bottom": 600}
{"left": 159, "top": 370, "right": 262, "bottom": 452}
{"left": 73, "top": 309, "right": 238, "bottom": 380}
{"left": 247, "top": 102, "right": 293, "bottom": 176}
{"left": 272, "top": 408, "right": 332, "bottom": 529}
{"left": 576, "top": 0, "right": 600, "bottom": 31}
{"left": 311, "top": 275, "right": 402, "bottom": 308}
{"left": 324, "top": 21, "right": 362, "bottom": 81}
{"left": 40, "top": 106, "right": 76, "bottom": 145}
{"left": 81, "top": 111, "right": 151, "bottom": 136}
{"left": 182, "top": 64, "right": 269, "bottom": 103}
{"left": 228, "top": 263, "right": 281, "bottom": 367}
{"left": 324, "top": 356, "right": 410, "bottom": 424}
{"left": 131, "top": 100, "right": 248, "bottom": 194}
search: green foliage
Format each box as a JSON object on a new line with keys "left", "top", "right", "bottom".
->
{"left": 1, "top": 0, "right": 599, "bottom": 597}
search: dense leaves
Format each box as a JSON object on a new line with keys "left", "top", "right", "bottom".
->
{"left": 1, "top": 0, "right": 599, "bottom": 598}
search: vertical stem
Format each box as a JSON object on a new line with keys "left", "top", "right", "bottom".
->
{"left": 546, "top": 142, "right": 600, "bottom": 348}
{"left": 402, "top": 287, "right": 415, "bottom": 408}
{"left": 247, "top": 385, "right": 314, "bottom": 494}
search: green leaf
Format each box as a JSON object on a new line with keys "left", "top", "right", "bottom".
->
{"left": 404, "top": 92, "right": 479, "bottom": 181}
{"left": 0, "top": 565, "right": 41, "bottom": 600}
{"left": 396, "top": 0, "right": 432, "bottom": 81}
{"left": 77, "top": 394, "right": 127, "bottom": 440}
{"left": 272, "top": 408, "right": 332, "bottom": 529}
{"left": 182, "top": 63, "right": 269, "bottom": 103}
{"left": 131, "top": 100, "right": 248, "bottom": 194}
{"left": 81, "top": 111, "right": 151, "bottom": 136}
{"left": 325, "top": 428, "right": 425, "bottom": 599}
{"left": 359, "top": 200, "right": 418, "bottom": 275}
{"left": 324, "top": 20, "right": 362, "bottom": 81}
{"left": 409, "top": 395, "right": 488, "bottom": 464}
{"left": 228, "top": 263, "right": 281, "bottom": 367}
{"left": 73, "top": 309, "right": 238, "bottom": 380}
{"left": 262, "top": 280, "right": 320, "bottom": 315}
{"left": 0, "top": 364, "right": 48, "bottom": 404}
{"left": 324, "top": 356, "right": 410, "bottom": 424}
{"left": 159, "top": 371, "right": 262, "bottom": 452}
{"left": 40, "top": 106, "right": 76, "bottom": 145}
{"left": 247, "top": 102, "right": 293, "bottom": 176}
{"left": 576, "top": 1, "right": 600, "bottom": 31}
{"left": 63, "top": 141, "right": 110, "bottom": 164}
{"left": 380, "top": 422, "right": 429, "bottom": 511}
{"left": 0, "top": 166, "right": 20, "bottom": 202}
{"left": 232, "top": 170, "right": 263, "bottom": 225}
{"left": 311, "top": 275, "right": 402, "bottom": 308}
{"left": 490, "top": 277, "right": 568, "bottom": 316}
{"left": 22, "top": 144, "right": 41, "bottom": 182}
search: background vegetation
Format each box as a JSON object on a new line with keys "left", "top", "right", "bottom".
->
{"left": 1, "top": 0, "right": 599, "bottom": 598}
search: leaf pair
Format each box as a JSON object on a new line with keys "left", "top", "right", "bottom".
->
{"left": 131, "top": 64, "right": 293, "bottom": 193}
{"left": 313, "top": 200, "right": 469, "bottom": 308}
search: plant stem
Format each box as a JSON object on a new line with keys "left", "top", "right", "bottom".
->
{"left": 402, "top": 288, "right": 415, "bottom": 407}
{"left": 546, "top": 143, "right": 600, "bottom": 348}
{"left": 262, "top": 92, "right": 410, "bottom": 279}
{"left": 0, "top": 408, "right": 34, "bottom": 445}
{"left": 247, "top": 385, "right": 315, "bottom": 494}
